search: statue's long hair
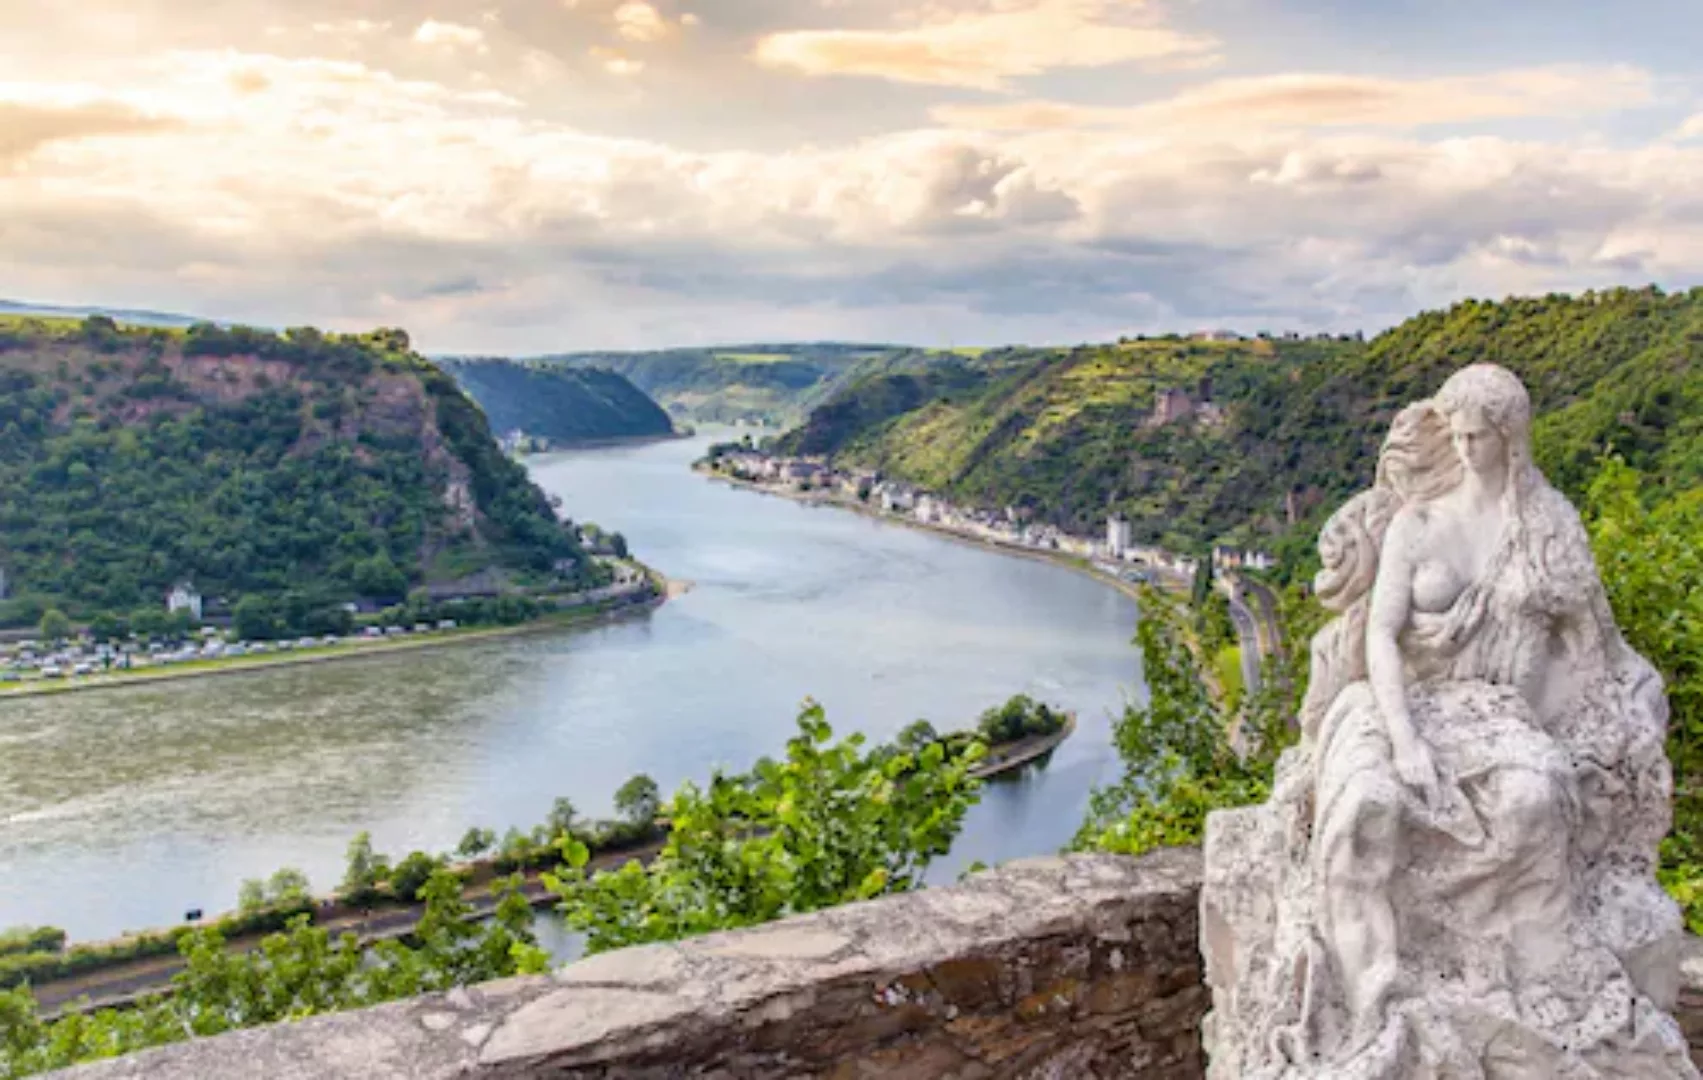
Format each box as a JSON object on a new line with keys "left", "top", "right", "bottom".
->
{"left": 1302, "top": 364, "right": 1547, "bottom": 734}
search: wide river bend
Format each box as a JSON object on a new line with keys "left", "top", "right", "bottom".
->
{"left": 0, "top": 434, "right": 1143, "bottom": 941}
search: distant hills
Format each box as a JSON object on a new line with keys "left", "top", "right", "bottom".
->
{"left": 0, "top": 299, "right": 213, "bottom": 330}
{"left": 774, "top": 287, "right": 1703, "bottom": 561}
{"left": 435, "top": 358, "right": 675, "bottom": 445}
{"left": 0, "top": 313, "right": 599, "bottom": 625}
{"left": 521, "top": 344, "right": 942, "bottom": 425}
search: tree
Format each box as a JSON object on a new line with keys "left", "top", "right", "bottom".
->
{"left": 613, "top": 775, "right": 660, "bottom": 827}
{"left": 609, "top": 532, "right": 630, "bottom": 559}
{"left": 545, "top": 797, "right": 579, "bottom": 839}
{"left": 545, "top": 701, "right": 985, "bottom": 955}
{"left": 37, "top": 609, "right": 70, "bottom": 643}
{"left": 266, "top": 868, "right": 312, "bottom": 908}
{"left": 976, "top": 695, "right": 1061, "bottom": 743}
{"left": 352, "top": 554, "right": 408, "bottom": 601}
{"left": 388, "top": 852, "right": 443, "bottom": 903}
{"left": 87, "top": 612, "right": 126, "bottom": 643}
{"left": 1585, "top": 457, "right": 1703, "bottom": 930}
{"left": 129, "top": 606, "right": 169, "bottom": 641}
{"left": 340, "top": 831, "right": 389, "bottom": 906}
{"left": 1073, "top": 584, "right": 1311, "bottom": 857}
{"left": 456, "top": 827, "right": 496, "bottom": 858}
{"left": 236, "top": 879, "right": 267, "bottom": 914}
{"left": 896, "top": 720, "right": 940, "bottom": 751}
{"left": 232, "top": 595, "right": 278, "bottom": 641}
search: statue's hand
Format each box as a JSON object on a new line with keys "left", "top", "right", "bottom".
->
{"left": 1391, "top": 734, "right": 1440, "bottom": 808}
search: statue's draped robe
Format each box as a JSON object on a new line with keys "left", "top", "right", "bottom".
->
{"left": 1202, "top": 484, "right": 1696, "bottom": 1080}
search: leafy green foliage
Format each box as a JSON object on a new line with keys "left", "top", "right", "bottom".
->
{"left": 0, "top": 872, "right": 546, "bottom": 1079}
{"left": 0, "top": 932, "right": 62, "bottom": 961}
{"left": 613, "top": 775, "right": 661, "bottom": 827}
{"left": 340, "top": 832, "right": 390, "bottom": 907}
{"left": 544, "top": 701, "right": 985, "bottom": 955}
{"left": 1583, "top": 459, "right": 1703, "bottom": 931}
{"left": 456, "top": 827, "right": 496, "bottom": 858}
{"left": 436, "top": 359, "right": 674, "bottom": 444}
{"left": 975, "top": 694, "right": 1066, "bottom": 743}
{"left": 34, "top": 611, "right": 68, "bottom": 643}
{"left": 387, "top": 852, "right": 448, "bottom": 904}
{"left": 1074, "top": 585, "right": 1319, "bottom": 856}
{"left": 0, "top": 317, "right": 591, "bottom": 624}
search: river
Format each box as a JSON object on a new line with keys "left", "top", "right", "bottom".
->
{"left": 0, "top": 433, "right": 1143, "bottom": 943}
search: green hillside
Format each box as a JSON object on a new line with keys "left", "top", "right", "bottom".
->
{"left": 435, "top": 359, "right": 674, "bottom": 445}
{"left": 0, "top": 315, "right": 600, "bottom": 626}
{"left": 774, "top": 287, "right": 1703, "bottom": 560}
{"left": 528, "top": 343, "right": 925, "bottom": 425}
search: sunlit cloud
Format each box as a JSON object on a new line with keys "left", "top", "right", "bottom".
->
{"left": 933, "top": 66, "right": 1657, "bottom": 134}
{"left": 412, "top": 19, "right": 488, "bottom": 52}
{"left": 310, "top": 19, "right": 392, "bottom": 36}
{"left": 612, "top": 1, "right": 670, "bottom": 42}
{"left": 754, "top": 0, "right": 1219, "bottom": 91}
{"left": 590, "top": 46, "right": 645, "bottom": 76}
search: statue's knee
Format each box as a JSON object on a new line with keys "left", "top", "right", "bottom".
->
{"left": 1326, "top": 793, "right": 1400, "bottom": 890}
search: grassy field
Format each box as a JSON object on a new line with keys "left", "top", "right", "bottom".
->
{"left": 710, "top": 352, "right": 795, "bottom": 364}
{"left": 1215, "top": 644, "right": 1245, "bottom": 711}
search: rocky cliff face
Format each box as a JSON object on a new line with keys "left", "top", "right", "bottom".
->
{"left": 0, "top": 316, "right": 590, "bottom": 619}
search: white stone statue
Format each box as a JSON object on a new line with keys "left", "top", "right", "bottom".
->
{"left": 1201, "top": 363, "right": 1699, "bottom": 1078}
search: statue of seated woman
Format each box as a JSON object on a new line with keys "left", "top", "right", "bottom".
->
{"left": 1201, "top": 364, "right": 1698, "bottom": 1078}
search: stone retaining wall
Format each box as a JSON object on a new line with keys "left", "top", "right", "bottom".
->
{"left": 52, "top": 848, "right": 1703, "bottom": 1078}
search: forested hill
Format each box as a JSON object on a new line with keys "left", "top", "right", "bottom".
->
{"left": 773, "top": 287, "right": 1703, "bottom": 560}
{"left": 435, "top": 359, "right": 674, "bottom": 444}
{"left": 0, "top": 315, "right": 598, "bottom": 626}
{"left": 530, "top": 343, "right": 923, "bottom": 425}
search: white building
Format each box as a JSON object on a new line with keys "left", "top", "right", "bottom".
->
{"left": 878, "top": 485, "right": 916, "bottom": 514}
{"left": 1106, "top": 515, "right": 1132, "bottom": 558}
{"left": 914, "top": 495, "right": 941, "bottom": 525}
{"left": 167, "top": 582, "right": 202, "bottom": 622}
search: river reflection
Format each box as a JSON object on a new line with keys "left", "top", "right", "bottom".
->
{"left": 0, "top": 433, "right": 1141, "bottom": 941}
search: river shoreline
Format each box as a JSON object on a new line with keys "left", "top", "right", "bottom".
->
{"left": 697, "top": 468, "right": 1166, "bottom": 605}
{"left": 0, "top": 582, "right": 671, "bottom": 703}
{"left": 31, "top": 717, "right": 1078, "bottom": 1015}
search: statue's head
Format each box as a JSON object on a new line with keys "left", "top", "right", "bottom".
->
{"left": 1432, "top": 364, "right": 1532, "bottom": 483}
{"left": 1376, "top": 363, "right": 1534, "bottom": 503}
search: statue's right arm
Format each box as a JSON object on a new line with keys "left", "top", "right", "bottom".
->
{"left": 1367, "top": 510, "right": 1420, "bottom": 754}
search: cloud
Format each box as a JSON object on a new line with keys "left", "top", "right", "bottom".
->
{"left": 612, "top": 2, "right": 671, "bottom": 42}
{"left": 0, "top": 99, "right": 178, "bottom": 169}
{"left": 753, "top": 0, "right": 1218, "bottom": 91}
{"left": 412, "top": 19, "right": 488, "bottom": 52}
{"left": 933, "top": 66, "right": 1657, "bottom": 133}
{"left": 1677, "top": 112, "right": 1703, "bottom": 142}
{"left": 1, "top": 29, "right": 1699, "bottom": 351}
{"left": 590, "top": 47, "right": 645, "bottom": 76}
{"left": 310, "top": 19, "right": 392, "bottom": 36}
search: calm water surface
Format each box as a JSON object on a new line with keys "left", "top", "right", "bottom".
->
{"left": 0, "top": 434, "right": 1142, "bottom": 941}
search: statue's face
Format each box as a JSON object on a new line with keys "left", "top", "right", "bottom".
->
{"left": 1448, "top": 406, "right": 1505, "bottom": 478}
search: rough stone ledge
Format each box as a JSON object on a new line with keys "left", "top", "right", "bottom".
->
{"left": 52, "top": 849, "right": 1207, "bottom": 1079}
{"left": 49, "top": 847, "right": 1703, "bottom": 1078}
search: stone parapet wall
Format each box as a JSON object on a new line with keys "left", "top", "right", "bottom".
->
{"left": 52, "top": 848, "right": 1703, "bottom": 1078}
{"left": 58, "top": 850, "right": 1207, "bottom": 1079}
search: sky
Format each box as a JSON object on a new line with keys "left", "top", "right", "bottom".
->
{"left": 2, "top": 0, "right": 1701, "bottom": 353}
